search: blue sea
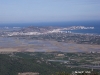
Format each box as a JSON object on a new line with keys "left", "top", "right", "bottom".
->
{"left": 0, "top": 21, "right": 100, "bottom": 35}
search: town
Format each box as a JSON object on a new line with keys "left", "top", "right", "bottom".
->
{"left": 0, "top": 26, "right": 100, "bottom": 45}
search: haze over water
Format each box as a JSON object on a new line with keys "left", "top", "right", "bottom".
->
{"left": 0, "top": 0, "right": 100, "bottom": 24}
{"left": 0, "top": 21, "right": 100, "bottom": 35}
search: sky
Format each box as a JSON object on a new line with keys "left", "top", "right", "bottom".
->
{"left": 0, "top": 0, "right": 100, "bottom": 24}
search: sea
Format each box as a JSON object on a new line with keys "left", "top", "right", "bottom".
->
{"left": 0, "top": 21, "right": 100, "bottom": 35}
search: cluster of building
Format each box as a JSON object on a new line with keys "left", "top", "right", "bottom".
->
{"left": 1, "top": 26, "right": 94, "bottom": 36}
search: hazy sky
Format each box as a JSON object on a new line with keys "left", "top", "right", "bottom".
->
{"left": 0, "top": 0, "right": 100, "bottom": 23}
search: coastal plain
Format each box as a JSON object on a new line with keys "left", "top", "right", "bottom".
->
{"left": 0, "top": 38, "right": 100, "bottom": 53}
{"left": 0, "top": 26, "right": 100, "bottom": 53}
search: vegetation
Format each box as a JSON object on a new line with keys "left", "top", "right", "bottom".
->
{"left": 0, "top": 52, "right": 99, "bottom": 75}
{"left": 10, "top": 33, "right": 100, "bottom": 45}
